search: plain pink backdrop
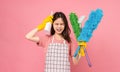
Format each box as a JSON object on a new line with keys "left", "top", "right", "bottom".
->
{"left": 0, "top": 0, "right": 120, "bottom": 72}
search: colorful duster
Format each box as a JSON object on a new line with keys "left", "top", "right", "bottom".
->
{"left": 69, "top": 9, "right": 103, "bottom": 67}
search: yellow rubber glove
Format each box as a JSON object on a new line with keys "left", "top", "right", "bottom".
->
{"left": 37, "top": 15, "right": 53, "bottom": 31}
{"left": 78, "top": 41, "right": 87, "bottom": 56}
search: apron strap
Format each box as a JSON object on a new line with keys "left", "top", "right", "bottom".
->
{"left": 63, "top": 40, "right": 66, "bottom": 44}
{"left": 51, "top": 36, "right": 54, "bottom": 43}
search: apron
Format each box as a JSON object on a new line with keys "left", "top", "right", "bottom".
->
{"left": 44, "top": 36, "right": 70, "bottom": 72}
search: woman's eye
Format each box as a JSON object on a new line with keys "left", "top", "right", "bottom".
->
{"left": 60, "top": 23, "right": 64, "bottom": 25}
{"left": 55, "top": 23, "right": 58, "bottom": 25}
{"left": 54, "top": 23, "right": 64, "bottom": 26}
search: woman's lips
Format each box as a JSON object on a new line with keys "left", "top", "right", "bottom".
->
{"left": 56, "top": 29, "right": 62, "bottom": 32}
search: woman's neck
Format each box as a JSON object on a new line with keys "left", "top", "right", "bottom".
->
{"left": 54, "top": 33, "right": 63, "bottom": 40}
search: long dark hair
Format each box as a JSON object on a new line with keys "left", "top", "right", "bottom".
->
{"left": 51, "top": 12, "right": 71, "bottom": 43}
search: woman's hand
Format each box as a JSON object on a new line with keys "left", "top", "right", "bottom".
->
{"left": 37, "top": 11, "right": 53, "bottom": 31}
{"left": 25, "top": 11, "right": 53, "bottom": 43}
{"left": 72, "top": 54, "right": 81, "bottom": 65}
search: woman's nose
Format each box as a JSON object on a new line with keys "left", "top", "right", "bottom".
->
{"left": 58, "top": 24, "right": 61, "bottom": 27}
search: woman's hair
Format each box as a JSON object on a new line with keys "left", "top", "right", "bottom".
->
{"left": 50, "top": 12, "right": 71, "bottom": 43}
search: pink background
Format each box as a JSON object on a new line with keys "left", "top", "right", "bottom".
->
{"left": 0, "top": 0, "right": 120, "bottom": 72}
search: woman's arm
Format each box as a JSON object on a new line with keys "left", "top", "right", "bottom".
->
{"left": 69, "top": 38, "right": 81, "bottom": 65}
{"left": 72, "top": 54, "right": 81, "bottom": 65}
{"left": 25, "top": 11, "right": 53, "bottom": 43}
{"left": 25, "top": 28, "right": 40, "bottom": 43}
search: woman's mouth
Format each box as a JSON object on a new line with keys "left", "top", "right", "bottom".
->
{"left": 56, "top": 29, "right": 62, "bottom": 32}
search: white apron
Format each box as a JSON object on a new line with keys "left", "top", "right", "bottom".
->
{"left": 44, "top": 36, "right": 70, "bottom": 72}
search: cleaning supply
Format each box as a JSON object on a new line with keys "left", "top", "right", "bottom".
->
{"left": 37, "top": 15, "right": 53, "bottom": 31}
{"left": 69, "top": 8, "right": 103, "bottom": 67}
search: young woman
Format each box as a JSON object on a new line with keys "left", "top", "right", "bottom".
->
{"left": 25, "top": 12, "right": 81, "bottom": 72}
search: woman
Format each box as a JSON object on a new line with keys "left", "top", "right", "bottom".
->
{"left": 25, "top": 12, "right": 81, "bottom": 72}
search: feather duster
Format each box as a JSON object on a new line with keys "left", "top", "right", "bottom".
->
{"left": 78, "top": 9, "right": 103, "bottom": 42}
{"left": 69, "top": 13, "right": 81, "bottom": 39}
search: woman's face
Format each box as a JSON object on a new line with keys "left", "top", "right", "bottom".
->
{"left": 53, "top": 18, "right": 65, "bottom": 35}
